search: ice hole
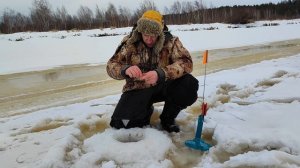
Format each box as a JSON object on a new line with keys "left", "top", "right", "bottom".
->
{"left": 113, "top": 130, "right": 145, "bottom": 143}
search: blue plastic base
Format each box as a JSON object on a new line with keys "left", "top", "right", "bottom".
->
{"left": 185, "top": 138, "right": 211, "bottom": 151}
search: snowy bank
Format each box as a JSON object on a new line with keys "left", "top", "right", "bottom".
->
{"left": 1, "top": 19, "right": 300, "bottom": 75}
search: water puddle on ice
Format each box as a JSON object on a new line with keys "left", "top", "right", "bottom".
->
{"left": 78, "top": 116, "right": 109, "bottom": 139}
{"left": 168, "top": 133, "right": 206, "bottom": 168}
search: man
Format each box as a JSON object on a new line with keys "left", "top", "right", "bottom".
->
{"left": 106, "top": 10, "right": 198, "bottom": 133}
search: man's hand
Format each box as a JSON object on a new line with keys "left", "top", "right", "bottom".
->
{"left": 125, "top": 65, "right": 143, "bottom": 78}
{"left": 140, "top": 71, "right": 158, "bottom": 85}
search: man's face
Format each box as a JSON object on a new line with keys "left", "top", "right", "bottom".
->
{"left": 142, "top": 33, "right": 158, "bottom": 48}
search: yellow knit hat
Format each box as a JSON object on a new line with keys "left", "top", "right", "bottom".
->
{"left": 137, "top": 10, "right": 163, "bottom": 35}
{"left": 141, "top": 10, "right": 163, "bottom": 27}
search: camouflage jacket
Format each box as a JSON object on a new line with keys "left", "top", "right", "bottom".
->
{"left": 106, "top": 26, "right": 193, "bottom": 92}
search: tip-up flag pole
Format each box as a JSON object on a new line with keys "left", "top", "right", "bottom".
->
{"left": 185, "top": 50, "right": 212, "bottom": 151}
{"left": 202, "top": 50, "right": 208, "bottom": 64}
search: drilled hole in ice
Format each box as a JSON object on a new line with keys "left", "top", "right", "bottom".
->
{"left": 114, "top": 130, "right": 144, "bottom": 143}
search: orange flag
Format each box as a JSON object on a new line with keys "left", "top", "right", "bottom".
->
{"left": 202, "top": 50, "right": 208, "bottom": 64}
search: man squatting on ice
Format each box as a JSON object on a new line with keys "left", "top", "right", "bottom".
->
{"left": 106, "top": 10, "right": 199, "bottom": 133}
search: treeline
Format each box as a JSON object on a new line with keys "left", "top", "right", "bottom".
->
{"left": 164, "top": 0, "right": 300, "bottom": 24}
{"left": 0, "top": 0, "right": 299, "bottom": 34}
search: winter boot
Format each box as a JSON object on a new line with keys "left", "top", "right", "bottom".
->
{"left": 161, "top": 119, "right": 180, "bottom": 133}
{"left": 160, "top": 102, "right": 182, "bottom": 133}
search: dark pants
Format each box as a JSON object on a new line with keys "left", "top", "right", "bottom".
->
{"left": 110, "top": 74, "right": 199, "bottom": 129}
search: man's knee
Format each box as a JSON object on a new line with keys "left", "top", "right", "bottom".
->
{"left": 168, "top": 74, "right": 199, "bottom": 107}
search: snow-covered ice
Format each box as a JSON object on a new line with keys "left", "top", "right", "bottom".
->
{"left": 1, "top": 19, "right": 300, "bottom": 167}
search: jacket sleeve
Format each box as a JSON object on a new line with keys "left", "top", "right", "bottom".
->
{"left": 162, "top": 37, "right": 193, "bottom": 80}
{"left": 106, "top": 36, "right": 131, "bottom": 80}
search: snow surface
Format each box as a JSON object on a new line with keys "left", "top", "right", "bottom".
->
{"left": 1, "top": 19, "right": 300, "bottom": 168}
{"left": 1, "top": 19, "right": 300, "bottom": 75}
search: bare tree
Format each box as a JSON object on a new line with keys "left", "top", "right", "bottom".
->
{"left": 14, "top": 12, "right": 29, "bottom": 32}
{"left": 182, "top": 1, "right": 195, "bottom": 23}
{"left": 182, "top": 1, "right": 195, "bottom": 13}
{"left": 194, "top": 0, "right": 205, "bottom": 10}
{"left": 194, "top": 0, "right": 206, "bottom": 23}
{"left": 171, "top": 1, "right": 182, "bottom": 14}
{"left": 105, "top": 3, "right": 119, "bottom": 27}
{"left": 164, "top": 6, "right": 171, "bottom": 15}
{"left": 168, "top": 1, "right": 183, "bottom": 24}
{"left": 1, "top": 9, "right": 15, "bottom": 33}
{"left": 95, "top": 5, "right": 105, "bottom": 28}
{"left": 119, "top": 7, "right": 132, "bottom": 27}
{"left": 132, "top": 0, "right": 158, "bottom": 23}
{"left": 0, "top": 9, "right": 29, "bottom": 33}
{"left": 77, "top": 5, "right": 93, "bottom": 29}
{"left": 54, "top": 6, "right": 69, "bottom": 30}
{"left": 30, "top": 0, "right": 53, "bottom": 31}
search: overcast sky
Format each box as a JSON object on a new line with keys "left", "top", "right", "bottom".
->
{"left": 0, "top": 0, "right": 283, "bottom": 15}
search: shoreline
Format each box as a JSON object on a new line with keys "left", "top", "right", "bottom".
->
{"left": 1, "top": 38, "right": 300, "bottom": 117}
